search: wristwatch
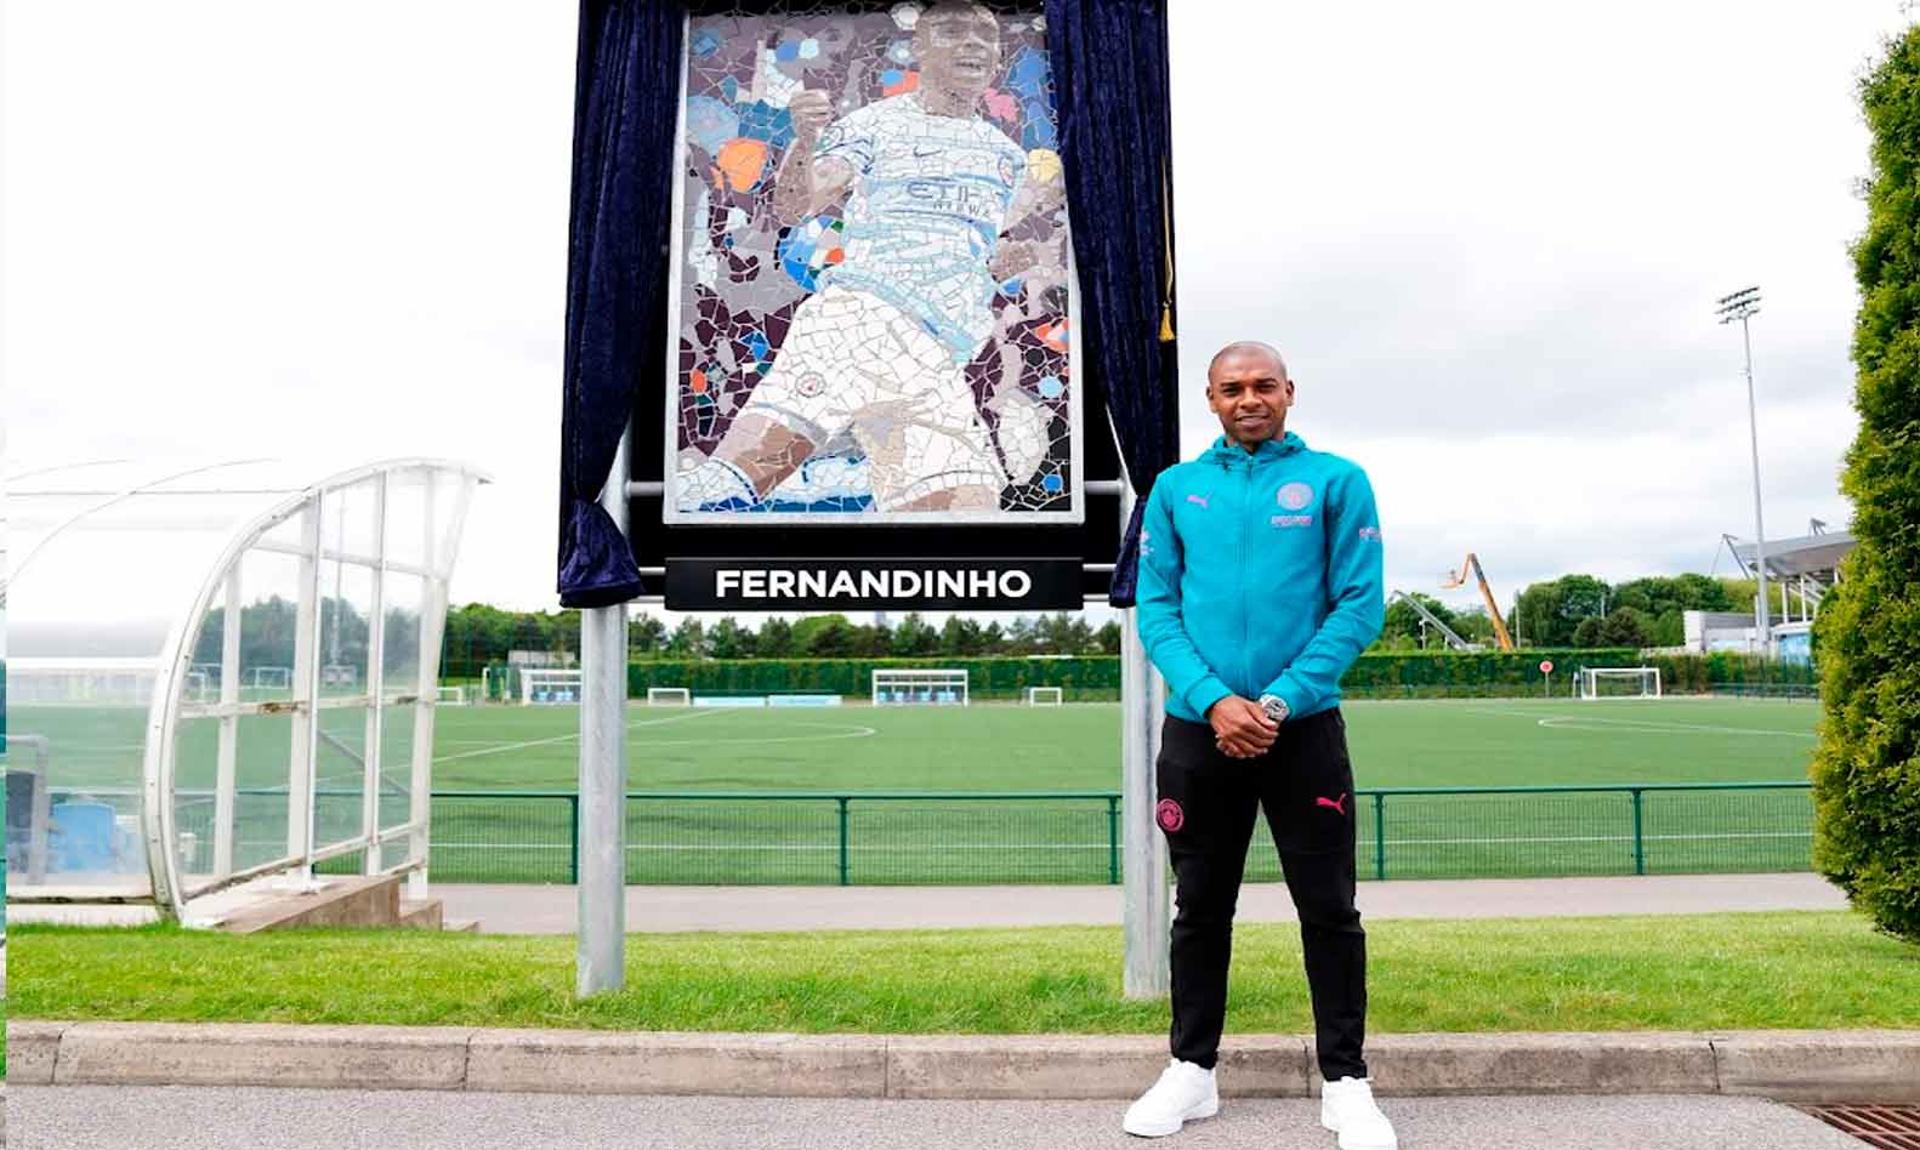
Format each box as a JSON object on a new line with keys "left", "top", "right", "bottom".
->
{"left": 1258, "top": 694, "right": 1290, "bottom": 723}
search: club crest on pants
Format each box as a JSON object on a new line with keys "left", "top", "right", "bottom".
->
{"left": 1156, "top": 798, "right": 1185, "bottom": 833}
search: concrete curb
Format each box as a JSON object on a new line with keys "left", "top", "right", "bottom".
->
{"left": 8, "top": 1022, "right": 1919, "bottom": 1104}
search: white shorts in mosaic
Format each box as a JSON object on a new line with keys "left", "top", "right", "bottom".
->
{"left": 740, "top": 285, "right": 1009, "bottom": 509}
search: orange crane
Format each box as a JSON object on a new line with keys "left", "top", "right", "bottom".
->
{"left": 1442, "top": 553, "right": 1515, "bottom": 652}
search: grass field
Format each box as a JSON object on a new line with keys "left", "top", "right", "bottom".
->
{"left": 11, "top": 696, "right": 1821, "bottom": 885}
{"left": 14, "top": 911, "right": 1913, "bottom": 1034}
{"left": 428, "top": 697, "right": 1820, "bottom": 792}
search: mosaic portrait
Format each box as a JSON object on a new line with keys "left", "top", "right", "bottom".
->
{"left": 665, "top": 1, "right": 1082, "bottom": 523}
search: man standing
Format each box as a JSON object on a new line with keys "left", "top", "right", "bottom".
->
{"left": 1122, "top": 341, "right": 1395, "bottom": 1150}
{"left": 679, "top": 0, "right": 1061, "bottom": 515}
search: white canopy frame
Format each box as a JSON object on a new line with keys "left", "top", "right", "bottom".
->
{"left": 5, "top": 458, "right": 483, "bottom": 922}
{"left": 138, "top": 460, "right": 484, "bottom": 918}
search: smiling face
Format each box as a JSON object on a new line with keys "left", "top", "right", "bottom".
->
{"left": 913, "top": 3, "right": 1002, "bottom": 104}
{"left": 1206, "top": 342, "right": 1295, "bottom": 449}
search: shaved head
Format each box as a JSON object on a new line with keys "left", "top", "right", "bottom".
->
{"left": 1205, "top": 340, "right": 1295, "bottom": 449}
{"left": 1207, "top": 340, "right": 1288, "bottom": 383}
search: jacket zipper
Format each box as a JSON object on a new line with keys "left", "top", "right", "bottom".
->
{"left": 1236, "top": 453, "right": 1252, "bottom": 696}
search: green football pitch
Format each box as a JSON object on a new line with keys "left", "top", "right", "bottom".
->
{"left": 425, "top": 697, "right": 1819, "bottom": 792}
{"left": 12, "top": 697, "right": 1820, "bottom": 885}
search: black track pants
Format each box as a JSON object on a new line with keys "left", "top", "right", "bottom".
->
{"left": 1155, "top": 708, "right": 1367, "bottom": 1081}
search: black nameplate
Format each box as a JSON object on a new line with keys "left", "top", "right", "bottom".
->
{"left": 665, "top": 558, "right": 1084, "bottom": 610}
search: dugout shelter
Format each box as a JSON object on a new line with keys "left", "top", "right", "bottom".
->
{"left": 5, "top": 458, "right": 484, "bottom": 924}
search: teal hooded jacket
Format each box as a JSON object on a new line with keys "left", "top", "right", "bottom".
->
{"left": 1136, "top": 431, "right": 1385, "bottom": 724}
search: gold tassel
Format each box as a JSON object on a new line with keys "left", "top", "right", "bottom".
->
{"left": 1159, "top": 162, "right": 1176, "bottom": 343}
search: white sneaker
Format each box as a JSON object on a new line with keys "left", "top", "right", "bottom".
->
{"left": 1320, "top": 1076, "right": 1397, "bottom": 1150}
{"left": 1123, "top": 1058, "right": 1219, "bottom": 1137}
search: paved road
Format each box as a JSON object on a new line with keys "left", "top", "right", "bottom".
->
{"left": 8, "top": 1087, "right": 1865, "bottom": 1149}
{"left": 421, "top": 872, "right": 1847, "bottom": 935}
{"left": 8, "top": 873, "right": 1847, "bottom": 932}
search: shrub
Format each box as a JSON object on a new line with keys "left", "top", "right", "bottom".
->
{"left": 1810, "top": 26, "right": 1920, "bottom": 943}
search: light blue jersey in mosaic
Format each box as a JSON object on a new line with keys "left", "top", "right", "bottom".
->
{"left": 816, "top": 94, "right": 1027, "bottom": 364}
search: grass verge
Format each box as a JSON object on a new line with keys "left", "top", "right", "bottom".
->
{"left": 11, "top": 911, "right": 1917, "bottom": 1035}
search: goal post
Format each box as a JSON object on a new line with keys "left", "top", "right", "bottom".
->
{"left": 1026, "top": 686, "right": 1064, "bottom": 706}
{"left": 1578, "top": 667, "right": 1662, "bottom": 700}
{"left": 646, "top": 686, "right": 692, "bottom": 706}
{"left": 871, "top": 668, "right": 969, "bottom": 706}
{"left": 435, "top": 686, "right": 468, "bottom": 706}
{"left": 248, "top": 666, "right": 292, "bottom": 690}
{"left": 520, "top": 668, "right": 585, "bottom": 705}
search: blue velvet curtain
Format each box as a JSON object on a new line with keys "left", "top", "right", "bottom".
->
{"left": 1044, "top": 0, "right": 1182, "bottom": 608}
{"left": 556, "top": 0, "right": 1179, "bottom": 609}
{"left": 556, "top": 0, "right": 683, "bottom": 608}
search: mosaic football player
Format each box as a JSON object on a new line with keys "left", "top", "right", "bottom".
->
{"left": 1122, "top": 342, "right": 1396, "bottom": 1149}
{"left": 680, "top": 1, "right": 1064, "bottom": 514}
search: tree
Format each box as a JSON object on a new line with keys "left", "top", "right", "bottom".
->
{"left": 1610, "top": 575, "right": 1735, "bottom": 646}
{"left": 795, "top": 615, "right": 856, "bottom": 657}
{"left": 708, "top": 616, "right": 751, "bottom": 660}
{"left": 940, "top": 616, "right": 986, "bottom": 656}
{"left": 891, "top": 613, "right": 940, "bottom": 657}
{"left": 1596, "top": 606, "right": 1652, "bottom": 649}
{"left": 756, "top": 617, "right": 794, "bottom": 658}
{"left": 629, "top": 614, "right": 667, "bottom": 659}
{"left": 1812, "top": 26, "right": 1920, "bottom": 943}
{"left": 1515, "top": 575, "right": 1609, "bottom": 646}
{"left": 1451, "top": 608, "right": 1497, "bottom": 645}
{"left": 1094, "top": 620, "right": 1123, "bottom": 655}
{"left": 665, "top": 618, "right": 707, "bottom": 660}
{"left": 1382, "top": 593, "right": 1457, "bottom": 647}
{"left": 855, "top": 621, "right": 894, "bottom": 657}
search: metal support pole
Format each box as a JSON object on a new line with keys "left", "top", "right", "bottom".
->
{"left": 1631, "top": 788, "right": 1646, "bottom": 876}
{"left": 578, "top": 431, "right": 632, "bottom": 997}
{"left": 1372, "top": 792, "right": 1387, "bottom": 881}
{"left": 837, "top": 797, "right": 852, "bottom": 886}
{"left": 1738, "top": 313, "right": 1772, "bottom": 657}
{"left": 1121, "top": 483, "right": 1171, "bottom": 998}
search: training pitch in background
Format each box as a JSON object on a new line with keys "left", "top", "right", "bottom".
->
{"left": 665, "top": 2, "right": 1084, "bottom": 525}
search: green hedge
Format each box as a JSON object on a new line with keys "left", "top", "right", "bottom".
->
{"left": 624, "top": 650, "right": 1813, "bottom": 702}
{"left": 1811, "top": 27, "right": 1920, "bottom": 944}
{"left": 629, "top": 656, "right": 1122, "bottom": 701}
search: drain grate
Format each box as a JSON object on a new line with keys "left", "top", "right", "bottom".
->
{"left": 1803, "top": 1105, "right": 1920, "bottom": 1149}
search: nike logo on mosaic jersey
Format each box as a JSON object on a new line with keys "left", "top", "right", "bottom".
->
{"left": 1316, "top": 793, "right": 1348, "bottom": 816}
{"left": 1186, "top": 493, "right": 1210, "bottom": 510}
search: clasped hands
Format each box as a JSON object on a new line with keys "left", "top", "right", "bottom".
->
{"left": 1206, "top": 695, "right": 1278, "bottom": 759}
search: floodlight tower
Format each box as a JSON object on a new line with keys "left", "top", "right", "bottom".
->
{"left": 1716, "top": 285, "right": 1771, "bottom": 656}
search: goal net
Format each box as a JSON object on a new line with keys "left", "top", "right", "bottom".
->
{"left": 872, "top": 669, "right": 969, "bottom": 706}
{"left": 1026, "top": 686, "right": 1064, "bottom": 706}
{"left": 249, "top": 666, "right": 292, "bottom": 690}
{"left": 435, "top": 686, "right": 468, "bottom": 706}
{"left": 646, "top": 687, "right": 692, "bottom": 706}
{"left": 520, "top": 668, "right": 584, "bottom": 705}
{"left": 1578, "top": 667, "right": 1662, "bottom": 700}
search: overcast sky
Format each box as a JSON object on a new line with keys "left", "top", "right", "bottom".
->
{"left": 4, "top": 2, "right": 1905, "bottom": 621}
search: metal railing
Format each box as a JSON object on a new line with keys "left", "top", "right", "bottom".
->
{"left": 415, "top": 782, "right": 1813, "bottom": 886}
{"left": 41, "top": 781, "right": 1815, "bottom": 887}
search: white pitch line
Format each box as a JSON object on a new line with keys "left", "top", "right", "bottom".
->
{"left": 637, "top": 724, "right": 879, "bottom": 748}
{"left": 432, "top": 708, "right": 726, "bottom": 763}
{"left": 433, "top": 731, "right": 582, "bottom": 764}
{"left": 1460, "top": 707, "right": 1813, "bottom": 738}
{"left": 1536, "top": 716, "right": 1816, "bottom": 739}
